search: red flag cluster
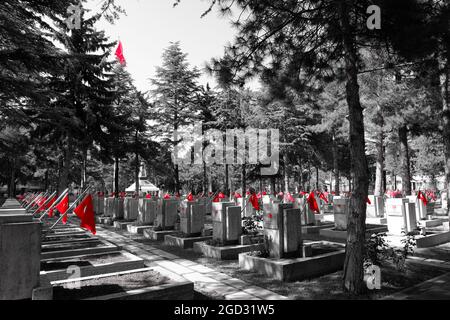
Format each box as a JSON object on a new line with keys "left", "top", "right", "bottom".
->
{"left": 307, "top": 192, "right": 320, "bottom": 214}
{"left": 417, "top": 190, "right": 428, "bottom": 205}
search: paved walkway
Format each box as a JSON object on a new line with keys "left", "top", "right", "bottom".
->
{"left": 96, "top": 226, "right": 289, "bottom": 300}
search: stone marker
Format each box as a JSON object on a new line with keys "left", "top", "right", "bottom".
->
{"left": 236, "top": 197, "right": 254, "bottom": 217}
{"left": 0, "top": 213, "right": 41, "bottom": 299}
{"left": 156, "top": 199, "right": 179, "bottom": 230}
{"left": 138, "top": 198, "right": 156, "bottom": 225}
{"left": 103, "top": 198, "right": 115, "bottom": 217}
{"left": 263, "top": 202, "right": 301, "bottom": 259}
{"left": 385, "top": 198, "right": 409, "bottom": 235}
{"left": 333, "top": 198, "right": 350, "bottom": 231}
{"left": 212, "top": 202, "right": 236, "bottom": 244}
{"left": 124, "top": 198, "right": 139, "bottom": 221}
{"left": 404, "top": 202, "right": 417, "bottom": 233}
{"left": 112, "top": 198, "right": 124, "bottom": 220}
{"left": 180, "top": 201, "right": 205, "bottom": 236}
{"left": 94, "top": 194, "right": 104, "bottom": 215}
{"left": 367, "top": 195, "right": 384, "bottom": 218}
{"left": 293, "top": 197, "right": 315, "bottom": 226}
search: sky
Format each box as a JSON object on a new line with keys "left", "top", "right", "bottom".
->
{"left": 86, "top": 0, "right": 255, "bottom": 92}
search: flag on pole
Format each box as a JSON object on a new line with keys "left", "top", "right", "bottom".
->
{"left": 187, "top": 193, "right": 194, "bottom": 201}
{"left": 307, "top": 192, "right": 320, "bottom": 213}
{"left": 115, "top": 41, "right": 126, "bottom": 65}
{"left": 417, "top": 190, "right": 428, "bottom": 205}
{"left": 319, "top": 192, "right": 329, "bottom": 204}
{"left": 55, "top": 194, "right": 70, "bottom": 224}
{"left": 163, "top": 193, "right": 171, "bottom": 199}
{"left": 73, "top": 194, "right": 96, "bottom": 235}
{"left": 249, "top": 193, "right": 260, "bottom": 211}
{"left": 286, "top": 192, "right": 294, "bottom": 203}
{"left": 45, "top": 196, "right": 57, "bottom": 217}
{"left": 366, "top": 197, "right": 371, "bottom": 205}
{"left": 234, "top": 192, "right": 242, "bottom": 199}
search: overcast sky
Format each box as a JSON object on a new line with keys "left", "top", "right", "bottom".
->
{"left": 86, "top": 0, "right": 255, "bottom": 92}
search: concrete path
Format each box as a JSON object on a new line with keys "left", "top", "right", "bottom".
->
{"left": 96, "top": 226, "right": 289, "bottom": 300}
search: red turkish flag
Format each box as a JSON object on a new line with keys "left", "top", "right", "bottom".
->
{"left": 249, "top": 193, "right": 260, "bottom": 211}
{"left": 115, "top": 41, "right": 126, "bottom": 65}
{"left": 319, "top": 192, "right": 329, "bottom": 204}
{"left": 218, "top": 192, "right": 225, "bottom": 199}
{"left": 366, "top": 197, "right": 371, "bottom": 205}
{"left": 417, "top": 191, "right": 428, "bottom": 205}
{"left": 45, "top": 196, "right": 56, "bottom": 217}
{"left": 163, "top": 193, "right": 171, "bottom": 199}
{"left": 73, "top": 194, "right": 96, "bottom": 235}
{"left": 307, "top": 192, "right": 320, "bottom": 213}
{"left": 187, "top": 193, "right": 194, "bottom": 201}
{"left": 286, "top": 192, "right": 294, "bottom": 203}
{"left": 55, "top": 194, "right": 69, "bottom": 224}
{"left": 234, "top": 192, "right": 242, "bottom": 199}
{"left": 145, "top": 193, "right": 152, "bottom": 199}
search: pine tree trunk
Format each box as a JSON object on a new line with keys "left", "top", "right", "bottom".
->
{"left": 284, "top": 152, "right": 289, "bottom": 192}
{"left": 80, "top": 147, "right": 87, "bottom": 189}
{"left": 374, "top": 132, "right": 384, "bottom": 196}
{"left": 60, "top": 136, "right": 73, "bottom": 194}
{"left": 338, "top": 0, "right": 369, "bottom": 295}
{"left": 315, "top": 166, "right": 319, "bottom": 190}
{"left": 332, "top": 138, "right": 340, "bottom": 195}
{"left": 270, "top": 176, "right": 276, "bottom": 194}
{"left": 135, "top": 152, "right": 140, "bottom": 194}
{"left": 8, "top": 158, "right": 15, "bottom": 198}
{"left": 439, "top": 53, "right": 450, "bottom": 216}
{"left": 203, "top": 161, "right": 207, "bottom": 193}
{"left": 398, "top": 125, "right": 412, "bottom": 196}
{"left": 225, "top": 164, "right": 229, "bottom": 196}
{"left": 299, "top": 158, "right": 304, "bottom": 190}
{"left": 114, "top": 156, "right": 119, "bottom": 197}
{"left": 241, "top": 164, "right": 246, "bottom": 195}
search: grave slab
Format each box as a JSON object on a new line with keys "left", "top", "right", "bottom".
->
{"left": 164, "top": 234, "right": 213, "bottom": 249}
{"left": 194, "top": 241, "right": 265, "bottom": 260}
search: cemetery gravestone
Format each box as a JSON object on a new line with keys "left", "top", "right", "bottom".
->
{"left": 180, "top": 201, "right": 206, "bottom": 236}
{"left": 112, "top": 198, "right": 124, "bottom": 220}
{"left": 367, "top": 195, "right": 384, "bottom": 218}
{"left": 156, "top": 199, "right": 179, "bottom": 230}
{"left": 124, "top": 198, "right": 139, "bottom": 221}
{"left": 442, "top": 192, "right": 448, "bottom": 210}
{"left": 212, "top": 202, "right": 236, "bottom": 244}
{"left": 236, "top": 197, "right": 254, "bottom": 217}
{"left": 263, "top": 202, "right": 301, "bottom": 259}
{"left": 138, "top": 198, "right": 156, "bottom": 225}
{"left": 333, "top": 198, "right": 350, "bottom": 231}
{"left": 385, "top": 198, "right": 409, "bottom": 235}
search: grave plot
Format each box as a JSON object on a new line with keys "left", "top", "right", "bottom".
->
{"left": 292, "top": 196, "right": 334, "bottom": 234}
{"left": 40, "top": 251, "right": 145, "bottom": 282}
{"left": 43, "top": 233, "right": 97, "bottom": 246}
{"left": 385, "top": 198, "right": 450, "bottom": 248}
{"left": 164, "top": 201, "right": 211, "bottom": 249}
{"left": 126, "top": 198, "right": 157, "bottom": 234}
{"left": 319, "top": 198, "right": 387, "bottom": 241}
{"left": 406, "top": 196, "right": 442, "bottom": 228}
{"left": 41, "top": 238, "right": 121, "bottom": 260}
{"left": 143, "top": 199, "right": 179, "bottom": 240}
{"left": 51, "top": 268, "right": 194, "bottom": 300}
{"left": 193, "top": 204, "right": 265, "bottom": 260}
{"left": 239, "top": 202, "right": 346, "bottom": 281}
{"left": 366, "top": 195, "right": 387, "bottom": 224}
{"left": 113, "top": 197, "right": 138, "bottom": 230}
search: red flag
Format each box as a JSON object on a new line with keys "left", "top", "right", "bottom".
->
{"left": 249, "top": 193, "right": 260, "bottom": 211}
{"left": 218, "top": 192, "right": 225, "bottom": 199}
{"left": 187, "top": 193, "right": 194, "bottom": 201}
{"left": 257, "top": 192, "right": 262, "bottom": 199}
{"left": 55, "top": 194, "right": 69, "bottom": 224}
{"left": 163, "top": 193, "right": 171, "bottom": 199}
{"left": 319, "top": 192, "right": 329, "bottom": 204}
{"left": 145, "top": 193, "right": 152, "bottom": 199}
{"left": 286, "top": 192, "right": 294, "bottom": 203}
{"left": 45, "top": 196, "right": 56, "bottom": 217}
{"left": 234, "top": 192, "right": 242, "bottom": 199}
{"left": 366, "top": 197, "right": 371, "bottom": 205}
{"left": 307, "top": 192, "right": 320, "bottom": 213}
{"left": 115, "top": 41, "right": 126, "bottom": 65}
{"left": 262, "top": 191, "right": 267, "bottom": 196}
{"left": 417, "top": 191, "right": 428, "bottom": 205}
{"left": 299, "top": 191, "right": 308, "bottom": 196}
{"left": 73, "top": 194, "right": 96, "bottom": 235}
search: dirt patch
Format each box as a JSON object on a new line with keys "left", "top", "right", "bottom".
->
{"left": 53, "top": 270, "right": 171, "bottom": 300}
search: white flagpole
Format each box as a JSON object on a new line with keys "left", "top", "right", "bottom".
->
{"left": 25, "top": 192, "right": 41, "bottom": 210}
{"left": 26, "top": 192, "right": 48, "bottom": 211}
{"left": 32, "top": 191, "right": 57, "bottom": 216}
{"left": 38, "top": 188, "right": 69, "bottom": 221}
{"left": 48, "top": 186, "right": 92, "bottom": 230}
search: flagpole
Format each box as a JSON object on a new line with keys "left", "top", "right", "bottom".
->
{"left": 32, "top": 191, "right": 57, "bottom": 216}
{"left": 48, "top": 186, "right": 92, "bottom": 231}
{"left": 25, "top": 192, "right": 43, "bottom": 211}
{"left": 26, "top": 191, "right": 49, "bottom": 212}
{"left": 38, "top": 189, "right": 69, "bottom": 221}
